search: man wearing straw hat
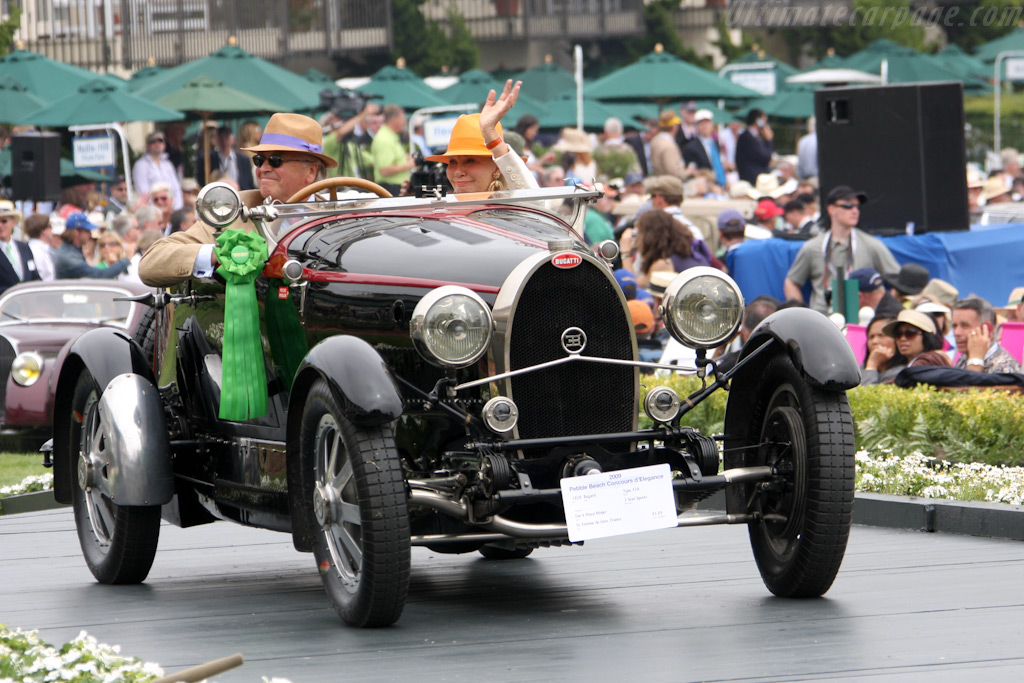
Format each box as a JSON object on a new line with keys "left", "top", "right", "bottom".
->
{"left": 140, "top": 113, "right": 337, "bottom": 287}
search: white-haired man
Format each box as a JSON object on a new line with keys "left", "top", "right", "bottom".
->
{"left": 140, "top": 113, "right": 336, "bottom": 287}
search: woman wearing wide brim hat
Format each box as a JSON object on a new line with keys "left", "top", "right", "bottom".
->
{"left": 426, "top": 80, "right": 539, "bottom": 195}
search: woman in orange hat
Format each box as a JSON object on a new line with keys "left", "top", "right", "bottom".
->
{"left": 426, "top": 80, "right": 539, "bottom": 194}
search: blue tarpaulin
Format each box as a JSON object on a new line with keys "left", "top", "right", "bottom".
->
{"left": 726, "top": 224, "right": 1024, "bottom": 307}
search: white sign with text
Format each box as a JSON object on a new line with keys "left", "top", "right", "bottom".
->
{"left": 72, "top": 136, "right": 116, "bottom": 168}
{"left": 1006, "top": 58, "right": 1024, "bottom": 82}
{"left": 561, "top": 464, "right": 677, "bottom": 542}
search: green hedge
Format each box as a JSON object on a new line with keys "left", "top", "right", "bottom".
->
{"left": 639, "top": 375, "right": 1024, "bottom": 467}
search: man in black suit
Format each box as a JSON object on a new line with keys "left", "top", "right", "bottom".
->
{"left": 0, "top": 201, "right": 41, "bottom": 295}
{"left": 625, "top": 118, "right": 659, "bottom": 177}
{"left": 735, "top": 108, "right": 774, "bottom": 184}
{"left": 197, "top": 126, "right": 256, "bottom": 190}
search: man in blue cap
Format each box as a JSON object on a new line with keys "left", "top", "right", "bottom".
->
{"left": 849, "top": 266, "right": 902, "bottom": 318}
{"left": 54, "top": 213, "right": 130, "bottom": 280}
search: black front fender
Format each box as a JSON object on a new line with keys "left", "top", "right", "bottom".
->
{"left": 51, "top": 328, "right": 157, "bottom": 504}
{"left": 738, "top": 307, "right": 861, "bottom": 391}
{"left": 289, "top": 335, "right": 403, "bottom": 428}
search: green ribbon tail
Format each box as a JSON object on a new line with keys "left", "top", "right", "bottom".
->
{"left": 215, "top": 229, "right": 269, "bottom": 421}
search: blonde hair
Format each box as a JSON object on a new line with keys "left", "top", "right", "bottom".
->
{"left": 238, "top": 120, "right": 262, "bottom": 154}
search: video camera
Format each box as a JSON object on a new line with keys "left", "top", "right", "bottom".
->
{"left": 409, "top": 150, "right": 452, "bottom": 197}
{"left": 319, "top": 88, "right": 379, "bottom": 118}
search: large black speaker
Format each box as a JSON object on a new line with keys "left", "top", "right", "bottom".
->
{"left": 11, "top": 133, "right": 62, "bottom": 202}
{"left": 815, "top": 82, "right": 967, "bottom": 234}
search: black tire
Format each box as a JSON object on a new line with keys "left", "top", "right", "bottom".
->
{"left": 746, "top": 355, "right": 854, "bottom": 598}
{"left": 478, "top": 544, "right": 534, "bottom": 560}
{"left": 299, "top": 379, "right": 410, "bottom": 627}
{"left": 70, "top": 369, "right": 161, "bottom": 584}
{"left": 131, "top": 305, "right": 157, "bottom": 364}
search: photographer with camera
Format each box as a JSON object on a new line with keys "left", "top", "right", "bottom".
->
{"left": 319, "top": 90, "right": 380, "bottom": 180}
{"left": 372, "top": 105, "right": 416, "bottom": 196}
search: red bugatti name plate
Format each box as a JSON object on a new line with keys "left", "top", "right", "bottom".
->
{"left": 551, "top": 252, "right": 583, "bottom": 269}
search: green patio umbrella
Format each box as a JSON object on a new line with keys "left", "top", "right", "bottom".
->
{"left": 513, "top": 59, "right": 577, "bottom": 102}
{"left": 738, "top": 89, "right": 815, "bottom": 120}
{"left": 303, "top": 68, "right": 337, "bottom": 87}
{"left": 130, "top": 58, "right": 165, "bottom": 84}
{"left": 729, "top": 51, "right": 801, "bottom": 80}
{"left": 587, "top": 47, "right": 760, "bottom": 103}
{"left": 440, "top": 69, "right": 549, "bottom": 122}
{"left": 974, "top": 26, "right": 1024, "bottom": 63}
{"left": 536, "top": 93, "right": 620, "bottom": 131}
{"left": 20, "top": 78, "right": 185, "bottom": 127}
{"left": 357, "top": 64, "right": 447, "bottom": 110}
{"left": 0, "top": 75, "right": 48, "bottom": 123}
{"left": 155, "top": 75, "right": 282, "bottom": 183}
{"left": 842, "top": 39, "right": 973, "bottom": 88}
{"left": 0, "top": 48, "right": 98, "bottom": 105}
{"left": 130, "top": 42, "right": 322, "bottom": 112}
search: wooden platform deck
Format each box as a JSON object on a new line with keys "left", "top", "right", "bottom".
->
{"left": 3, "top": 507, "right": 1023, "bottom": 682}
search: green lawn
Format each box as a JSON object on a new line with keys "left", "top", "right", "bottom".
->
{"left": 0, "top": 452, "right": 49, "bottom": 489}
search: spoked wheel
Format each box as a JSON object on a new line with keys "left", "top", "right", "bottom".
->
{"left": 746, "top": 355, "right": 854, "bottom": 598}
{"left": 70, "top": 370, "right": 160, "bottom": 584}
{"left": 299, "top": 379, "right": 410, "bottom": 627}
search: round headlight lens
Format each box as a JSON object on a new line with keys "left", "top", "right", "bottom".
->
{"left": 11, "top": 352, "right": 44, "bottom": 387}
{"left": 411, "top": 286, "right": 493, "bottom": 368}
{"left": 195, "top": 182, "right": 242, "bottom": 227}
{"left": 482, "top": 396, "right": 518, "bottom": 434}
{"left": 661, "top": 267, "right": 744, "bottom": 349}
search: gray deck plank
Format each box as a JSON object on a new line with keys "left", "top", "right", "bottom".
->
{"left": 2, "top": 508, "right": 1023, "bottom": 682}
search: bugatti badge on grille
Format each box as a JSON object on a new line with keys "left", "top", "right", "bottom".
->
{"left": 551, "top": 252, "right": 583, "bottom": 269}
{"left": 561, "top": 327, "right": 587, "bottom": 354}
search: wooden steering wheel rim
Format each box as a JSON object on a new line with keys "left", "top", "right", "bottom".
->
{"left": 286, "top": 177, "right": 393, "bottom": 203}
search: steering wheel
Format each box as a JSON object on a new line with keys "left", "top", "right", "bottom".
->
{"left": 287, "top": 177, "right": 393, "bottom": 204}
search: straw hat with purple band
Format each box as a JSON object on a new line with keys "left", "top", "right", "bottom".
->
{"left": 240, "top": 113, "right": 338, "bottom": 169}
{"left": 425, "top": 114, "right": 502, "bottom": 163}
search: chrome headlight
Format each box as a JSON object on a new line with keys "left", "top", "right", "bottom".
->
{"left": 195, "top": 182, "right": 243, "bottom": 228}
{"left": 11, "top": 352, "right": 44, "bottom": 387}
{"left": 660, "top": 267, "right": 744, "bottom": 349}
{"left": 411, "top": 286, "right": 493, "bottom": 368}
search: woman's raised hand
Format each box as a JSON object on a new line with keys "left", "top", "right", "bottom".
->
{"left": 479, "top": 79, "right": 522, "bottom": 143}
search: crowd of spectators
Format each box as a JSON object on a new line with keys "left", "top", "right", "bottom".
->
{"left": 2, "top": 97, "right": 1021, "bottom": 389}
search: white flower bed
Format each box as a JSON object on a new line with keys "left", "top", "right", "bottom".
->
{"left": 0, "top": 473, "right": 53, "bottom": 498}
{"left": 855, "top": 450, "right": 1024, "bottom": 505}
{"left": 0, "top": 625, "right": 164, "bottom": 682}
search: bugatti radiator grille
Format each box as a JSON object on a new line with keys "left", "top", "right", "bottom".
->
{"left": 507, "top": 260, "right": 636, "bottom": 452}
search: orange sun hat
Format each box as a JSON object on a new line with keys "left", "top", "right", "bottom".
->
{"left": 425, "top": 114, "right": 503, "bottom": 164}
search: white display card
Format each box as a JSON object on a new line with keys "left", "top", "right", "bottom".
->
{"left": 560, "top": 464, "right": 677, "bottom": 542}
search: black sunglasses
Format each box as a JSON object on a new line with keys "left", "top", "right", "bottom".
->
{"left": 893, "top": 327, "right": 922, "bottom": 339}
{"left": 835, "top": 202, "right": 860, "bottom": 210}
{"left": 252, "top": 153, "right": 308, "bottom": 169}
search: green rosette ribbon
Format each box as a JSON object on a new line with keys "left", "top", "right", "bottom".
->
{"left": 214, "top": 229, "right": 269, "bottom": 421}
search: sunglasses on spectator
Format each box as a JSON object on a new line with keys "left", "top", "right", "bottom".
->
{"left": 252, "top": 154, "right": 310, "bottom": 169}
{"left": 893, "top": 327, "right": 922, "bottom": 339}
{"left": 0, "top": 217, "right": 14, "bottom": 223}
{"left": 99, "top": 242, "right": 119, "bottom": 247}
{"left": 835, "top": 202, "right": 860, "bottom": 210}
{"left": 153, "top": 195, "right": 171, "bottom": 203}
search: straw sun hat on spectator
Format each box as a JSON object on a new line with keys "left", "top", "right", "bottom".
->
{"left": 0, "top": 199, "right": 22, "bottom": 223}
{"left": 881, "top": 309, "right": 938, "bottom": 337}
{"left": 552, "top": 128, "right": 592, "bottom": 154}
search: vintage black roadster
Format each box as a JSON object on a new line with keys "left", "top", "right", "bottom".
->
{"left": 50, "top": 180, "right": 860, "bottom": 628}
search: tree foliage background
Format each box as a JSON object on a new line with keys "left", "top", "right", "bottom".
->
{"left": 0, "top": 5, "right": 21, "bottom": 56}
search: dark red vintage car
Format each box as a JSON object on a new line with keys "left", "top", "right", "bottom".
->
{"left": 0, "top": 279, "right": 153, "bottom": 450}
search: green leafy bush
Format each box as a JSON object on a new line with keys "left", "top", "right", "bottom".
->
{"left": 639, "top": 375, "right": 1024, "bottom": 467}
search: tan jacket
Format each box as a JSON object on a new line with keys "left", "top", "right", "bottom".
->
{"left": 139, "top": 190, "right": 264, "bottom": 287}
{"left": 650, "top": 131, "right": 686, "bottom": 179}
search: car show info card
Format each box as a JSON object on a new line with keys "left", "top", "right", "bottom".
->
{"left": 560, "top": 464, "right": 677, "bottom": 542}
